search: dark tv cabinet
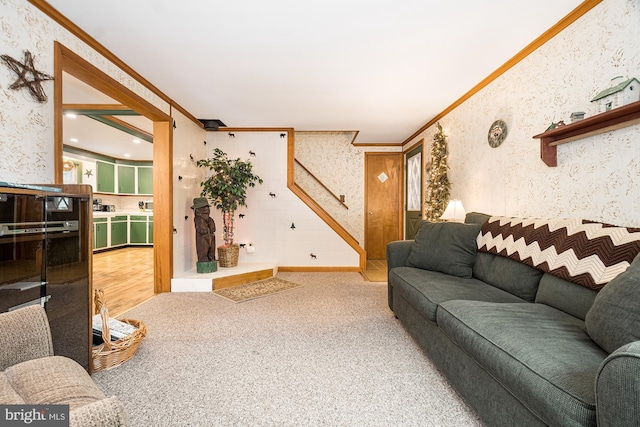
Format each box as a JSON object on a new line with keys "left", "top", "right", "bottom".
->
{"left": 0, "top": 184, "right": 92, "bottom": 371}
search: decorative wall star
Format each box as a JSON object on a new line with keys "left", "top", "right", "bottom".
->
{"left": 85, "top": 169, "right": 93, "bottom": 178}
{"left": 0, "top": 50, "right": 53, "bottom": 103}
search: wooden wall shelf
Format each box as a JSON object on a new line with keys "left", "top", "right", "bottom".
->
{"left": 533, "top": 100, "right": 640, "bottom": 167}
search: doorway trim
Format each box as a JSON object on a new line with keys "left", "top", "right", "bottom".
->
{"left": 54, "top": 42, "right": 173, "bottom": 293}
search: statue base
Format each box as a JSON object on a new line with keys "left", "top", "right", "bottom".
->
{"left": 197, "top": 261, "right": 217, "bottom": 274}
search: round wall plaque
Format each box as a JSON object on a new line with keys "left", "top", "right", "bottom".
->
{"left": 487, "top": 120, "right": 508, "bottom": 148}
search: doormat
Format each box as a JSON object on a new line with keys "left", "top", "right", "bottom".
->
{"left": 213, "top": 277, "right": 303, "bottom": 303}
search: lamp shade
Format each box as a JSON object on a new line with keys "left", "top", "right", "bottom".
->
{"left": 440, "top": 199, "right": 466, "bottom": 221}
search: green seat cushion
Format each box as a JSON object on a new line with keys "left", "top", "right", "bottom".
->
{"left": 389, "top": 266, "right": 525, "bottom": 322}
{"left": 438, "top": 300, "right": 607, "bottom": 427}
{"left": 406, "top": 221, "right": 482, "bottom": 278}
{"left": 585, "top": 254, "right": 640, "bottom": 353}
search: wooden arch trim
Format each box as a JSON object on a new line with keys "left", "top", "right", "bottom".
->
{"left": 54, "top": 42, "right": 173, "bottom": 294}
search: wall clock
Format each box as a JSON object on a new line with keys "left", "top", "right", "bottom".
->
{"left": 487, "top": 120, "right": 508, "bottom": 148}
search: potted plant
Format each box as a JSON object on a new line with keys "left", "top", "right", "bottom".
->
{"left": 196, "top": 148, "right": 263, "bottom": 267}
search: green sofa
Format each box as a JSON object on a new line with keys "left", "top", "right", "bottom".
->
{"left": 387, "top": 212, "right": 640, "bottom": 426}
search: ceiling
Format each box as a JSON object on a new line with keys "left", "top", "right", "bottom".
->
{"left": 48, "top": 0, "right": 585, "bottom": 144}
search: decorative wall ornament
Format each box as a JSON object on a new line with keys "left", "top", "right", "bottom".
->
{"left": 0, "top": 50, "right": 53, "bottom": 102}
{"left": 424, "top": 122, "right": 451, "bottom": 222}
{"left": 487, "top": 120, "right": 508, "bottom": 148}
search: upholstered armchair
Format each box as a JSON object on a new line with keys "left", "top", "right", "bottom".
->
{"left": 0, "top": 305, "right": 128, "bottom": 426}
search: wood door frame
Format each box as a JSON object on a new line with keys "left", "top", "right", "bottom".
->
{"left": 364, "top": 152, "right": 403, "bottom": 259}
{"left": 53, "top": 42, "right": 173, "bottom": 294}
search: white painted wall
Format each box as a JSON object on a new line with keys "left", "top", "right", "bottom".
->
{"left": 409, "top": 0, "right": 640, "bottom": 227}
{"left": 206, "top": 131, "right": 360, "bottom": 267}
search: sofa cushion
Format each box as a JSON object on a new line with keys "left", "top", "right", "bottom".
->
{"left": 406, "top": 221, "right": 481, "bottom": 278}
{"left": 5, "top": 356, "right": 106, "bottom": 411}
{"left": 0, "top": 372, "right": 25, "bottom": 404}
{"left": 472, "top": 252, "right": 543, "bottom": 301}
{"left": 585, "top": 254, "right": 640, "bottom": 354}
{"left": 535, "top": 273, "right": 597, "bottom": 320}
{"left": 438, "top": 300, "right": 607, "bottom": 427}
{"left": 389, "top": 266, "right": 525, "bottom": 322}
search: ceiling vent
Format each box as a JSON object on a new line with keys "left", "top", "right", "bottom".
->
{"left": 198, "top": 119, "right": 226, "bottom": 130}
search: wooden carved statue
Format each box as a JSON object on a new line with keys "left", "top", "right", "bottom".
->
{"left": 191, "top": 197, "right": 216, "bottom": 262}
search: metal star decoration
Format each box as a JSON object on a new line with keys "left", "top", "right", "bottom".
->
{"left": 84, "top": 169, "right": 93, "bottom": 178}
{"left": 0, "top": 50, "right": 53, "bottom": 103}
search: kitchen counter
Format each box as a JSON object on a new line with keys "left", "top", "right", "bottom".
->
{"left": 93, "top": 211, "right": 153, "bottom": 218}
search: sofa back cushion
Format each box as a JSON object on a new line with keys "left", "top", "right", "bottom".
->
{"left": 585, "top": 254, "right": 640, "bottom": 353}
{"left": 473, "top": 252, "right": 543, "bottom": 301}
{"left": 406, "top": 221, "right": 482, "bottom": 279}
{"left": 535, "top": 273, "right": 597, "bottom": 320}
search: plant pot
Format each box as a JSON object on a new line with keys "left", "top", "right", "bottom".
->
{"left": 217, "top": 244, "right": 240, "bottom": 267}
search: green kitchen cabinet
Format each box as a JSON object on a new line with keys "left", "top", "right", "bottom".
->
{"left": 110, "top": 216, "right": 128, "bottom": 246}
{"left": 93, "top": 218, "right": 108, "bottom": 250}
{"left": 96, "top": 161, "right": 115, "bottom": 193}
{"left": 148, "top": 216, "right": 154, "bottom": 244}
{"left": 129, "top": 216, "right": 148, "bottom": 244}
{"left": 117, "top": 165, "right": 135, "bottom": 194}
{"left": 138, "top": 166, "right": 153, "bottom": 195}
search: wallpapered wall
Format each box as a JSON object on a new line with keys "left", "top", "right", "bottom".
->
{"left": 294, "top": 131, "right": 401, "bottom": 245}
{"left": 407, "top": 0, "right": 640, "bottom": 227}
{"left": 0, "top": 0, "right": 206, "bottom": 276}
{"left": 0, "top": 0, "right": 172, "bottom": 184}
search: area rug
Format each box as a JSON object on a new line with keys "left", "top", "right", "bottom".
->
{"left": 213, "top": 277, "right": 303, "bottom": 303}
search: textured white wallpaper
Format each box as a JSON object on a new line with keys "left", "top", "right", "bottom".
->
{"left": 0, "top": 0, "right": 170, "bottom": 184}
{"left": 409, "top": 0, "right": 640, "bottom": 227}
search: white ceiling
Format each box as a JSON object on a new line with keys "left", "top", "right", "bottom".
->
{"left": 48, "top": 0, "right": 584, "bottom": 144}
{"left": 63, "top": 73, "right": 154, "bottom": 161}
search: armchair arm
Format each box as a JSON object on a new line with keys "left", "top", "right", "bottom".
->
{"left": 0, "top": 305, "right": 54, "bottom": 371}
{"left": 595, "top": 340, "right": 640, "bottom": 426}
{"left": 70, "top": 396, "right": 129, "bottom": 427}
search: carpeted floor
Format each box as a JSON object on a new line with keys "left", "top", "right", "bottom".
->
{"left": 93, "top": 272, "right": 481, "bottom": 426}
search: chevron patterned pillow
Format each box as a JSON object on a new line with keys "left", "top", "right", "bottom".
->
{"left": 477, "top": 216, "right": 640, "bottom": 291}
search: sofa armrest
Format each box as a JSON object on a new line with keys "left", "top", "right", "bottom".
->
{"left": 0, "top": 305, "right": 54, "bottom": 371}
{"left": 70, "top": 395, "right": 129, "bottom": 427}
{"left": 386, "top": 240, "right": 413, "bottom": 311}
{"left": 595, "top": 340, "right": 640, "bottom": 426}
{"left": 386, "top": 240, "right": 413, "bottom": 271}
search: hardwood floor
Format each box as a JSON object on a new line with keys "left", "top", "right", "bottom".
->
{"left": 92, "top": 247, "right": 155, "bottom": 318}
{"left": 361, "top": 259, "right": 387, "bottom": 282}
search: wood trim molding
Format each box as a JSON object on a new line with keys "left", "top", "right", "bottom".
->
{"left": 294, "top": 159, "right": 348, "bottom": 209}
{"left": 352, "top": 142, "right": 404, "bottom": 147}
{"left": 403, "top": 138, "right": 424, "bottom": 155}
{"left": 55, "top": 41, "right": 173, "bottom": 294}
{"left": 402, "top": 0, "right": 603, "bottom": 145}
{"left": 28, "top": 0, "right": 203, "bottom": 129}
{"left": 278, "top": 266, "right": 361, "bottom": 273}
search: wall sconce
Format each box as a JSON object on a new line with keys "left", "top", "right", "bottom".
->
{"left": 440, "top": 199, "right": 466, "bottom": 222}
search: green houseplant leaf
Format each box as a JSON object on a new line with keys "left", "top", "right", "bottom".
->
{"left": 196, "top": 148, "right": 263, "bottom": 246}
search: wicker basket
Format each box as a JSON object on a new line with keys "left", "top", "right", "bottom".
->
{"left": 92, "top": 289, "right": 146, "bottom": 373}
{"left": 218, "top": 244, "right": 240, "bottom": 267}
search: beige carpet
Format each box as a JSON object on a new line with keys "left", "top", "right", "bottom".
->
{"left": 214, "top": 277, "right": 303, "bottom": 302}
{"left": 94, "top": 273, "right": 482, "bottom": 426}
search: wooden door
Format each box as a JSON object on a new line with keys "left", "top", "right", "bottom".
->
{"left": 365, "top": 153, "right": 402, "bottom": 259}
{"left": 405, "top": 144, "right": 423, "bottom": 239}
